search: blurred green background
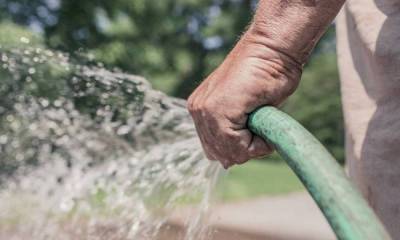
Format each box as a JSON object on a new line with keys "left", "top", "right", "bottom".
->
{"left": 0, "top": 0, "right": 344, "bottom": 199}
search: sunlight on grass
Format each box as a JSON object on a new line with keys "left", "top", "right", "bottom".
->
{"left": 216, "top": 159, "right": 304, "bottom": 202}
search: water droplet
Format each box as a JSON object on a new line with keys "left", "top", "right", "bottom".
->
{"left": 45, "top": 50, "right": 54, "bottom": 57}
{"left": 117, "top": 125, "right": 131, "bottom": 135}
{"left": 0, "top": 135, "right": 8, "bottom": 144}
{"left": 28, "top": 67, "right": 36, "bottom": 74}
{"left": 59, "top": 199, "right": 75, "bottom": 212}
{"left": 6, "top": 115, "right": 14, "bottom": 122}
{"left": 1, "top": 54, "right": 8, "bottom": 62}
{"left": 54, "top": 99, "right": 63, "bottom": 107}
{"left": 40, "top": 99, "right": 49, "bottom": 107}
{"left": 16, "top": 153, "right": 24, "bottom": 161}
{"left": 20, "top": 37, "right": 30, "bottom": 44}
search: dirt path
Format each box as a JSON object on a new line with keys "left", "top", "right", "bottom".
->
{"left": 169, "top": 192, "right": 336, "bottom": 240}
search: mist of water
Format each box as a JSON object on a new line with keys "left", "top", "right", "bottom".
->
{"left": 0, "top": 40, "right": 222, "bottom": 239}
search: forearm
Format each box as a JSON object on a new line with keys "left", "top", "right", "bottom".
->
{"left": 247, "top": 0, "right": 345, "bottom": 65}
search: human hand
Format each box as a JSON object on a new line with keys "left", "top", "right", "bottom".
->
{"left": 188, "top": 30, "right": 302, "bottom": 168}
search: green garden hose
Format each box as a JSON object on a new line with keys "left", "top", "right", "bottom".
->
{"left": 248, "top": 106, "right": 391, "bottom": 240}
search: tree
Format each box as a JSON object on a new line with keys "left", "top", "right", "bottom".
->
{"left": 0, "top": 0, "right": 256, "bottom": 96}
{"left": 283, "top": 51, "right": 344, "bottom": 162}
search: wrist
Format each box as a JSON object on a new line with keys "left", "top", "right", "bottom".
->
{"left": 248, "top": 0, "right": 345, "bottom": 64}
{"left": 223, "top": 31, "right": 302, "bottom": 105}
{"left": 238, "top": 29, "right": 303, "bottom": 81}
{"left": 246, "top": 20, "right": 316, "bottom": 66}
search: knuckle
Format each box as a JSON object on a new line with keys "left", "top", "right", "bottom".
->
{"left": 187, "top": 96, "right": 216, "bottom": 115}
{"left": 187, "top": 96, "right": 196, "bottom": 112}
{"left": 224, "top": 131, "right": 238, "bottom": 140}
{"left": 202, "top": 98, "right": 217, "bottom": 112}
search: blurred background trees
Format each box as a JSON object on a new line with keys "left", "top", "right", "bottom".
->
{"left": 0, "top": 0, "right": 344, "bottom": 162}
{"left": 0, "top": 0, "right": 257, "bottom": 97}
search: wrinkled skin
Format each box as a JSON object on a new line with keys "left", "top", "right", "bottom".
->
{"left": 188, "top": 0, "right": 345, "bottom": 168}
{"left": 188, "top": 30, "right": 302, "bottom": 168}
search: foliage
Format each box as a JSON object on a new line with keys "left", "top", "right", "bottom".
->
{"left": 0, "top": 0, "right": 257, "bottom": 96}
{"left": 283, "top": 52, "right": 344, "bottom": 162}
{"left": 0, "top": 21, "right": 43, "bottom": 47}
{"left": 0, "top": 2, "right": 345, "bottom": 165}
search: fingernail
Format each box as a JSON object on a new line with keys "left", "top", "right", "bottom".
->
{"left": 222, "top": 161, "right": 231, "bottom": 169}
{"left": 248, "top": 144, "right": 255, "bottom": 152}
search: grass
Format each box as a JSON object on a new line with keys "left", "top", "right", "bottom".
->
{"left": 215, "top": 158, "right": 304, "bottom": 202}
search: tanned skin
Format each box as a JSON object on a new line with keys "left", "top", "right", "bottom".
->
{"left": 188, "top": 0, "right": 345, "bottom": 168}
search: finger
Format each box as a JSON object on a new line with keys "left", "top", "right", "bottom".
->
{"left": 221, "top": 159, "right": 234, "bottom": 169}
{"left": 190, "top": 110, "right": 219, "bottom": 161}
{"left": 203, "top": 144, "right": 218, "bottom": 161}
{"left": 197, "top": 126, "right": 219, "bottom": 161}
{"left": 224, "top": 129, "right": 253, "bottom": 165}
{"left": 196, "top": 110, "right": 226, "bottom": 161}
{"left": 248, "top": 135, "right": 274, "bottom": 158}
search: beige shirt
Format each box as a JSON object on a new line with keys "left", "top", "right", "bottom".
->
{"left": 337, "top": 0, "right": 400, "bottom": 238}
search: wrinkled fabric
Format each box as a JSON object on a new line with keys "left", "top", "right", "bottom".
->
{"left": 337, "top": 0, "right": 400, "bottom": 238}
